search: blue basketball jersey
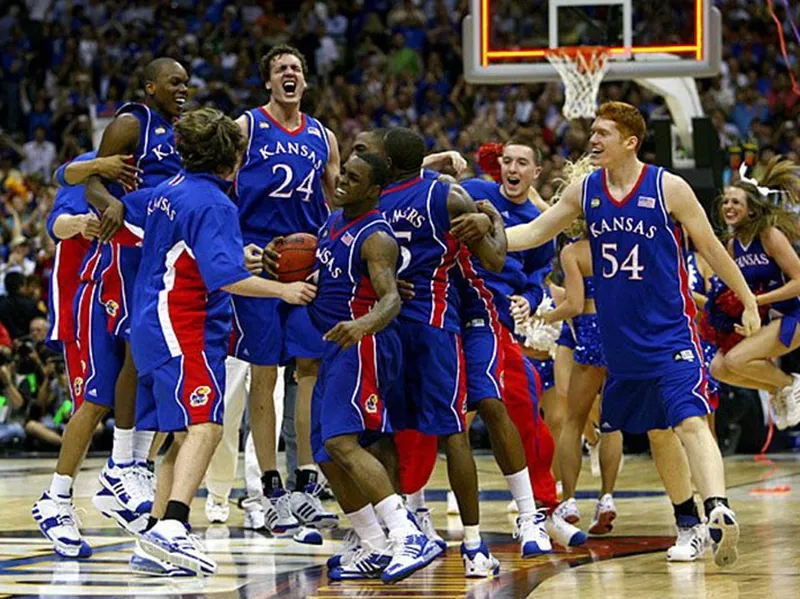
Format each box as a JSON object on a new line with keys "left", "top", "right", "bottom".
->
{"left": 582, "top": 165, "right": 702, "bottom": 378}
{"left": 733, "top": 235, "right": 800, "bottom": 316}
{"left": 309, "top": 209, "right": 396, "bottom": 335}
{"left": 235, "top": 108, "right": 330, "bottom": 246}
{"left": 380, "top": 176, "right": 460, "bottom": 333}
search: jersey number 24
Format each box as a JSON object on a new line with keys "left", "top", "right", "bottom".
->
{"left": 269, "top": 164, "right": 315, "bottom": 202}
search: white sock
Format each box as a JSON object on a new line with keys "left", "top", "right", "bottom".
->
{"left": 375, "top": 494, "right": 413, "bottom": 536}
{"left": 347, "top": 504, "right": 388, "bottom": 550}
{"left": 111, "top": 427, "right": 134, "bottom": 465}
{"left": 50, "top": 473, "right": 72, "bottom": 499}
{"left": 463, "top": 524, "right": 481, "bottom": 549}
{"left": 132, "top": 430, "right": 155, "bottom": 463}
{"left": 406, "top": 489, "right": 426, "bottom": 511}
{"left": 298, "top": 464, "right": 316, "bottom": 471}
{"left": 504, "top": 468, "right": 536, "bottom": 516}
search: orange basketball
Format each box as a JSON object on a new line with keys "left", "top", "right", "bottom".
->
{"left": 275, "top": 233, "right": 318, "bottom": 283}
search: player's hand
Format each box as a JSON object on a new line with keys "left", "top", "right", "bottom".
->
{"left": 509, "top": 295, "right": 531, "bottom": 322}
{"left": 451, "top": 213, "right": 492, "bottom": 245}
{"left": 244, "top": 244, "right": 264, "bottom": 276}
{"left": 280, "top": 281, "right": 316, "bottom": 305}
{"left": 324, "top": 320, "right": 368, "bottom": 350}
{"left": 739, "top": 301, "right": 761, "bottom": 337}
{"left": 80, "top": 213, "right": 101, "bottom": 239}
{"left": 98, "top": 197, "right": 125, "bottom": 243}
{"left": 441, "top": 151, "right": 467, "bottom": 177}
{"left": 476, "top": 199, "right": 502, "bottom": 222}
{"left": 262, "top": 236, "right": 284, "bottom": 278}
{"left": 397, "top": 279, "right": 415, "bottom": 302}
{"left": 94, "top": 155, "right": 142, "bottom": 191}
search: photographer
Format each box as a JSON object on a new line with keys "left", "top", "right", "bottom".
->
{"left": 0, "top": 346, "right": 26, "bottom": 447}
{"left": 24, "top": 349, "right": 73, "bottom": 448}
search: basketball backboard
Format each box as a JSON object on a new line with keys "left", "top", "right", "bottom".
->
{"left": 463, "top": 0, "right": 722, "bottom": 83}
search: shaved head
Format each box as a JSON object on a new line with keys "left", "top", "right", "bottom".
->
{"left": 143, "top": 58, "right": 183, "bottom": 85}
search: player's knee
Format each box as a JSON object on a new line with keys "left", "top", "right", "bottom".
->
{"left": 251, "top": 365, "right": 278, "bottom": 389}
{"left": 477, "top": 397, "right": 505, "bottom": 426}
{"left": 722, "top": 347, "right": 747, "bottom": 372}
{"left": 295, "top": 358, "right": 319, "bottom": 379}
{"left": 189, "top": 422, "right": 223, "bottom": 446}
{"left": 81, "top": 400, "right": 110, "bottom": 421}
{"left": 674, "top": 416, "right": 706, "bottom": 438}
{"left": 324, "top": 435, "right": 358, "bottom": 466}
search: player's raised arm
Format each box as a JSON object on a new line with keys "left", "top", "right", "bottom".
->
{"left": 56, "top": 154, "right": 141, "bottom": 189}
{"left": 448, "top": 184, "right": 507, "bottom": 272}
{"left": 324, "top": 231, "right": 400, "bottom": 349}
{"left": 506, "top": 181, "right": 583, "bottom": 251}
{"left": 85, "top": 114, "right": 141, "bottom": 242}
{"left": 664, "top": 173, "right": 759, "bottom": 335}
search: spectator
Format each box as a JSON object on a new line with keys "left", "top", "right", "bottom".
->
{"left": 29, "top": 317, "right": 49, "bottom": 344}
{"left": 20, "top": 127, "right": 57, "bottom": 184}
{"left": 0, "top": 272, "right": 46, "bottom": 340}
{"left": 0, "top": 346, "right": 25, "bottom": 447}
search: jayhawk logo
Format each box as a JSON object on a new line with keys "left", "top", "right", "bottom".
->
{"left": 73, "top": 377, "right": 84, "bottom": 398}
{"left": 105, "top": 300, "right": 119, "bottom": 317}
{"left": 365, "top": 394, "right": 378, "bottom": 414}
{"left": 189, "top": 385, "right": 212, "bottom": 407}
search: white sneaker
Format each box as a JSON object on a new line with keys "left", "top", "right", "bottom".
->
{"left": 327, "top": 529, "right": 361, "bottom": 569}
{"left": 515, "top": 509, "right": 552, "bottom": 557}
{"left": 782, "top": 374, "right": 800, "bottom": 427}
{"left": 507, "top": 499, "right": 519, "bottom": 513}
{"left": 382, "top": 529, "right": 437, "bottom": 583}
{"left": 264, "top": 489, "right": 301, "bottom": 536}
{"left": 588, "top": 494, "right": 616, "bottom": 535}
{"left": 461, "top": 540, "right": 500, "bottom": 578}
{"left": 708, "top": 504, "right": 739, "bottom": 567}
{"left": 554, "top": 497, "right": 580, "bottom": 524}
{"left": 130, "top": 543, "right": 192, "bottom": 576}
{"left": 666, "top": 520, "right": 708, "bottom": 562}
{"left": 139, "top": 519, "right": 216, "bottom": 576}
{"left": 32, "top": 492, "right": 92, "bottom": 558}
{"left": 99, "top": 459, "right": 152, "bottom": 515}
{"left": 589, "top": 441, "right": 601, "bottom": 478}
{"left": 242, "top": 496, "right": 266, "bottom": 530}
{"left": 329, "top": 541, "right": 392, "bottom": 580}
{"left": 93, "top": 487, "right": 149, "bottom": 535}
{"left": 289, "top": 484, "right": 339, "bottom": 529}
{"left": 204, "top": 496, "right": 230, "bottom": 524}
{"left": 413, "top": 507, "right": 447, "bottom": 552}
{"left": 546, "top": 513, "right": 588, "bottom": 547}
{"left": 134, "top": 461, "right": 155, "bottom": 504}
{"left": 772, "top": 389, "right": 790, "bottom": 430}
{"left": 446, "top": 490, "right": 460, "bottom": 516}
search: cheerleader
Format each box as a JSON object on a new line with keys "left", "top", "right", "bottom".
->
{"left": 709, "top": 157, "right": 800, "bottom": 429}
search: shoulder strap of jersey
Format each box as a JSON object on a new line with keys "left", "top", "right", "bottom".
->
{"left": 242, "top": 110, "right": 256, "bottom": 168}
{"left": 580, "top": 170, "right": 593, "bottom": 215}
{"left": 346, "top": 217, "right": 389, "bottom": 284}
{"left": 308, "top": 116, "right": 331, "bottom": 157}
{"left": 115, "top": 102, "right": 151, "bottom": 166}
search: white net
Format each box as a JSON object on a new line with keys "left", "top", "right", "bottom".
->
{"left": 546, "top": 47, "right": 610, "bottom": 120}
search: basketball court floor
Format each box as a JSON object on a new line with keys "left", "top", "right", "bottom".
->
{"left": 0, "top": 451, "right": 797, "bottom": 598}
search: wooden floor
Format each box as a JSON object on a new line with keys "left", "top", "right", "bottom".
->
{"left": 0, "top": 451, "right": 798, "bottom": 598}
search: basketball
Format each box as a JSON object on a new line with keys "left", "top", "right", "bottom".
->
{"left": 275, "top": 233, "right": 318, "bottom": 282}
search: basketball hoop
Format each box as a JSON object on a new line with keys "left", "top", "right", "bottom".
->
{"left": 545, "top": 46, "right": 610, "bottom": 120}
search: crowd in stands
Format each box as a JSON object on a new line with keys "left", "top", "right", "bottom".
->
{"left": 0, "top": 0, "right": 797, "bottom": 451}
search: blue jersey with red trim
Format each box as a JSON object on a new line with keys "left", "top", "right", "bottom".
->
{"left": 234, "top": 108, "right": 330, "bottom": 246}
{"left": 380, "top": 176, "right": 460, "bottom": 333}
{"left": 47, "top": 152, "right": 94, "bottom": 345}
{"left": 582, "top": 164, "right": 702, "bottom": 378}
{"left": 78, "top": 104, "right": 181, "bottom": 337}
{"left": 125, "top": 172, "right": 251, "bottom": 375}
{"left": 460, "top": 178, "right": 554, "bottom": 331}
{"left": 308, "top": 209, "right": 395, "bottom": 334}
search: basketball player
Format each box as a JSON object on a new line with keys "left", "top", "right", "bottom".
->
{"left": 232, "top": 44, "right": 340, "bottom": 535}
{"left": 506, "top": 101, "right": 758, "bottom": 567}
{"left": 451, "top": 137, "right": 587, "bottom": 548}
{"left": 304, "top": 152, "right": 442, "bottom": 583}
{"left": 32, "top": 151, "right": 136, "bottom": 558}
{"left": 377, "top": 128, "right": 508, "bottom": 576}
{"left": 117, "top": 108, "right": 315, "bottom": 576}
{"left": 64, "top": 57, "right": 189, "bottom": 533}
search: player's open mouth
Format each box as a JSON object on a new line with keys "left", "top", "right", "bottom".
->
{"left": 334, "top": 185, "right": 346, "bottom": 198}
{"left": 591, "top": 147, "right": 603, "bottom": 156}
{"left": 282, "top": 80, "right": 297, "bottom": 94}
{"left": 507, "top": 177, "right": 521, "bottom": 186}
{"left": 175, "top": 97, "right": 186, "bottom": 108}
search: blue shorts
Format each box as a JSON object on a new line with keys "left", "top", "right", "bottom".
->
{"left": 556, "top": 321, "right": 576, "bottom": 350}
{"left": 573, "top": 313, "right": 606, "bottom": 367}
{"left": 530, "top": 357, "right": 555, "bottom": 392}
{"left": 395, "top": 320, "right": 467, "bottom": 436}
{"left": 311, "top": 328, "right": 402, "bottom": 463}
{"left": 462, "top": 318, "right": 503, "bottom": 410}
{"left": 75, "top": 282, "right": 125, "bottom": 409}
{"left": 601, "top": 361, "right": 712, "bottom": 434}
{"left": 231, "top": 295, "right": 324, "bottom": 365}
{"left": 135, "top": 351, "right": 226, "bottom": 432}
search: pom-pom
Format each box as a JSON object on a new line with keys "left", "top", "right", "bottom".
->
{"left": 477, "top": 143, "right": 503, "bottom": 183}
{"left": 516, "top": 295, "right": 561, "bottom": 356}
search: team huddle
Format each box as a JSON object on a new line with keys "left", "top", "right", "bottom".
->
{"left": 31, "top": 45, "right": 800, "bottom": 582}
